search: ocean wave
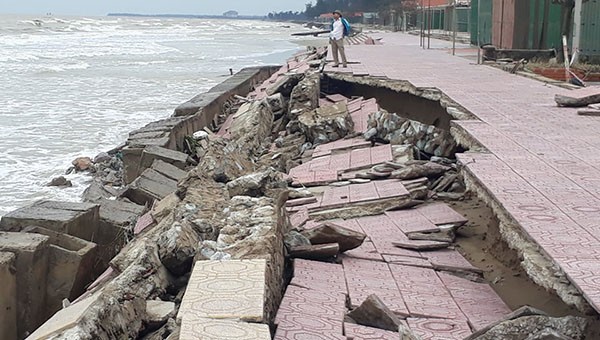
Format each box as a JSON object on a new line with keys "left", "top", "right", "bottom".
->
{"left": 36, "top": 62, "right": 91, "bottom": 73}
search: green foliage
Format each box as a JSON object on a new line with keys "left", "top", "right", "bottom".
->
{"left": 304, "top": 0, "right": 407, "bottom": 18}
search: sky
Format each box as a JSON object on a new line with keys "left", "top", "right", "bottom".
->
{"left": 1, "top": 0, "right": 308, "bottom": 16}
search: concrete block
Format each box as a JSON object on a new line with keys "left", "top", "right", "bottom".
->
{"left": 122, "top": 147, "right": 144, "bottom": 185}
{"left": 151, "top": 159, "right": 188, "bottom": 182}
{"left": 0, "top": 232, "right": 50, "bottom": 338}
{"left": 26, "top": 290, "right": 101, "bottom": 340}
{"left": 97, "top": 199, "right": 145, "bottom": 264}
{"left": 22, "top": 226, "right": 97, "bottom": 315}
{"left": 177, "top": 260, "right": 267, "bottom": 323}
{"left": 0, "top": 252, "right": 17, "bottom": 340}
{"left": 140, "top": 146, "right": 188, "bottom": 172}
{"left": 0, "top": 201, "right": 100, "bottom": 242}
{"left": 122, "top": 169, "right": 178, "bottom": 206}
{"left": 180, "top": 317, "right": 271, "bottom": 340}
{"left": 174, "top": 91, "right": 224, "bottom": 117}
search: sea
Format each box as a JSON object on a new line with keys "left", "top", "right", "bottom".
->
{"left": 0, "top": 14, "right": 312, "bottom": 217}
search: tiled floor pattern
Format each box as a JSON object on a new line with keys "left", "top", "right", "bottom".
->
{"left": 323, "top": 32, "right": 600, "bottom": 313}
{"left": 289, "top": 144, "right": 393, "bottom": 186}
{"left": 277, "top": 204, "right": 511, "bottom": 339}
{"left": 177, "top": 259, "right": 267, "bottom": 322}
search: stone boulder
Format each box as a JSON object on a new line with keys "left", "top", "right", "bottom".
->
{"left": 366, "top": 110, "right": 457, "bottom": 158}
{"left": 72, "top": 157, "right": 93, "bottom": 172}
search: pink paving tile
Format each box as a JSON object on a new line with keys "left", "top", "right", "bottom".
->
{"left": 407, "top": 318, "right": 472, "bottom": 340}
{"left": 386, "top": 209, "right": 440, "bottom": 234}
{"left": 321, "top": 185, "right": 351, "bottom": 207}
{"left": 438, "top": 272, "right": 511, "bottom": 331}
{"left": 134, "top": 212, "right": 154, "bottom": 235}
{"left": 420, "top": 249, "right": 481, "bottom": 273}
{"left": 342, "top": 257, "right": 409, "bottom": 316}
{"left": 370, "top": 145, "right": 394, "bottom": 164}
{"left": 286, "top": 197, "right": 318, "bottom": 207}
{"left": 350, "top": 148, "right": 372, "bottom": 168}
{"left": 309, "top": 156, "right": 332, "bottom": 170}
{"left": 382, "top": 254, "right": 433, "bottom": 268}
{"left": 388, "top": 264, "right": 465, "bottom": 320}
{"left": 344, "top": 323, "right": 399, "bottom": 340}
{"left": 275, "top": 285, "right": 346, "bottom": 324}
{"left": 415, "top": 203, "right": 468, "bottom": 227}
{"left": 344, "top": 240, "right": 384, "bottom": 261}
{"left": 327, "top": 94, "right": 350, "bottom": 103}
{"left": 373, "top": 179, "right": 410, "bottom": 198}
{"left": 292, "top": 259, "right": 347, "bottom": 294}
{"left": 274, "top": 313, "right": 345, "bottom": 340}
{"left": 355, "top": 214, "right": 423, "bottom": 258}
{"left": 329, "top": 152, "right": 352, "bottom": 169}
{"left": 348, "top": 182, "right": 380, "bottom": 202}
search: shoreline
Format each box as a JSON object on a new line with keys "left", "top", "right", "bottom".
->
{"left": 1, "top": 32, "right": 596, "bottom": 339}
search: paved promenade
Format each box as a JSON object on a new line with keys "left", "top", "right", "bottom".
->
{"left": 326, "top": 33, "right": 600, "bottom": 313}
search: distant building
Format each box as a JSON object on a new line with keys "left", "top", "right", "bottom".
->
{"left": 223, "top": 10, "right": 238, "bottom": 18}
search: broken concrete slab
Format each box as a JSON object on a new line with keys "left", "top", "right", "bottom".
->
{"left": 151, "top": 159, "right": 188, "bottom": 182}
{"left": 22, "top": 226, "right": 97, "bottom": 316}
{"left": 408, "top": 229, "right": 455, "bottom": 243}
{"left": 25, "top": 290, "right": 102, "bottom": 340}
{"left": 177, "top": 260, "right": 268, "bottom": 323}
{"left": 97, "top": 199, "right": 145, "bottom": 264}
{"left": 0, "top": 232, "right": 50, "bottom": 338}
{"left": 140, "top": 146, "right": 188, "bottom": 173}
{"left": 0, "top": 200, "right": 100, "bottom": 242}
{"left": 465, "top": 305, "right": 548, "bottom": 340}
{"left": 347, "top": 294, "right": 402, "bottom": 332}
{"left": 0, "top": 252, "right": 17, "bottom": 340}
{"left": 286, "top": 197, "right": 318, "bottom": 207}
{"left": 173, "top": 91, "right": 224, "bottom": 117}
{"left": 297, "top": 101, "right": 354, "bottom": 145}
{"left": 415, "top": 202, "right": 468, "bottom": 227}
{"left": 555, "top": 86, "right": 600, "bottom": 107}
{"left": 289, "top": 243, "right": 340, "bottom": 260}
{"left": 392, "top": 240, "right": 450, "bottom": 250}
{"left": 146, "top": 300, "right": 175, "bottom": 327}
{"left": 390, "top": 162, "right": 451, "bottom": 180}
{"left": 300, "top": 222, "right": 366, "bottom": 252}
{"left": 471, "top": 315, "right": 587, "bottom": 340}
{"left": 122, "top": 168, "right": 178, "bottom": 206}
{"left": 287, "top": 73, "right": 319, "bottom": 121}
{"left": 180, "top": 316, "right": 271, "bottom": 340}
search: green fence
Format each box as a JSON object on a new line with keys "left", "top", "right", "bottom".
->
{"left": 580, "top": 0, "right": 600, "bottom": 62}
{"left": 470, "top": 0, "right": 493, "bottom": 46}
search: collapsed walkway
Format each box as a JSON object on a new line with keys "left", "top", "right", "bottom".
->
{"left": 324, "top": 32, "right": 600, "bottom": 314}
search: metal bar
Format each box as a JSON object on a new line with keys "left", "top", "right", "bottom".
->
{"left": 427, "top": 0, "right": 431, "bottom": 49}
{"left": 452, "top": 1, "right": 457, "bottom": 55}
{"left": 477, "top": 0, "right": 481, "bottom": 64}
{"left": 572, "top": 0, "right": 583, "bottom": 64}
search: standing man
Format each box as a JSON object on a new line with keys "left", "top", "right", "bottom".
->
{"left": 330, "top": 10, "right": 350, "bottom": 68}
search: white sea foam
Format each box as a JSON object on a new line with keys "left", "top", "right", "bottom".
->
{"left": 0, "top": 14, "right": 303, "bottom": 217}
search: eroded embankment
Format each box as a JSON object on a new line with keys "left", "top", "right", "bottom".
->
{"left": 2, "top": 45, "right": 599, "bottom": 340}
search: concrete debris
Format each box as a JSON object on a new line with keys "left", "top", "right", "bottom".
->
{"left": 287, "top": 73, "right": 320, "bottom": 122}
{"left": 297, "top": 101, "right": 355, "bottom": 145}
{"left": 472, "top": 315, "right": 587, "bottom": 340}
{"left": 122, "top": 168, "right": 178, "bottom": 206}
{"left": 288, "top": 188, "right": 314, "bottom": 199}
{"left": 226, "top": 169, "right": 283, "bottom": 198}
{"left": 157, "top": 222, "right": 200, "bottom": 276}
{"left": 284, "top": 230, "right": 312, "bottom": 249}
{"left": 266, "top": 93, "right": 288, "bottom": 119}
{"left": 346, "top": 294, "right": 403, "bottom": 333}
{"left": 390, "top": 161, "right": 451, "bottom": 180}
{"left": 408, "top": 228, "right": 455, "bottom": 243}
{"left": 146, "top": 300, "right": 175, "bottom": 327}
{"left": 555, "top": 86, "right": 600, "bottom": 107}
{"left": 266, "top": 73, "right": 303, "bottom": 97}
{"left": 393, "top": 240, "right": 450, "bottom": 250}
{"left": 300, "top": 222, "right": 366, "bottom": 252}
{"left": 288, "top": 243, "right": 339, "bottom": 260}
{"left": 366, "top": 110, "right": 457, "bottom": 158}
